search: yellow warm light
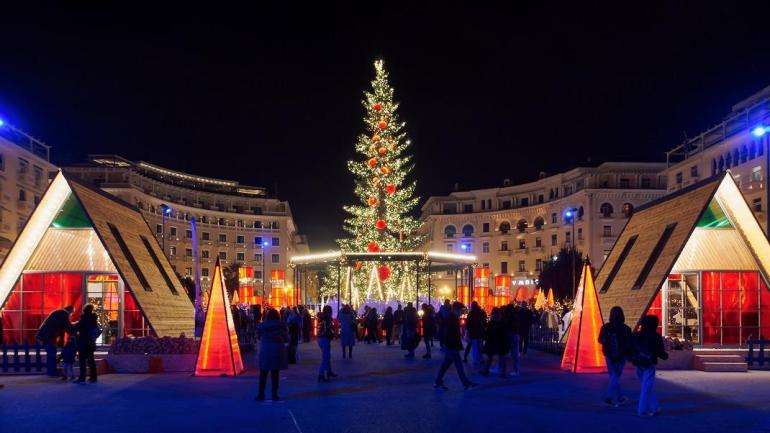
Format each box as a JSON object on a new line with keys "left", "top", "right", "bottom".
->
{"left": 290, "top": 251, "right": 342, "bottom": 263}
{"left": 426, "top": 251, "right": 477, "bottom": 262}
{"left": 0, "top": 172, "right": 70, "bottom": 304}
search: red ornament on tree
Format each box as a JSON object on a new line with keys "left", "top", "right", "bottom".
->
{"left": 367, "top": 158, "right": 377, "bottom": 169}
{"left": 378, "top": 146, "right": 387, "bottom": 156}
{"left": 373, "top": 102, "right": 383, "bottom": 111}
{"left": 378, "top": 265, "right": 391, "bottom": 282}
{"left": 372, "top": 134, "right": 381, "bottom": 143}
{"left": 385, "top": 184, "right": 396, "bottom": 196}
{"left": 375, "top": 219, "right": 387, "bottom": 230}
{"left": 380, "top": 166, "right": 391, "bottom": 175}
{"left": 367, "top": 196, "right": 377, "bottom": 206}
{"left": 367, "top": 241, "right": 380, "bottom": 252}
{"left": 378, "top": 120, "right": 388, "bottom": 130}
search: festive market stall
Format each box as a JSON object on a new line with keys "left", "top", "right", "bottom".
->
{"left": 0, "top": 172, "right": 194, "bottom": 345}
{"left": 596, "top": 172, "right": 770, "bottom": 347}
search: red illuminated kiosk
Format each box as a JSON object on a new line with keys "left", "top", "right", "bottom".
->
{"left": 194, "top": 258, "right": 244, "bottom": 376}
{"left": 561, "top": 259, "right": 607, "bottom": 373}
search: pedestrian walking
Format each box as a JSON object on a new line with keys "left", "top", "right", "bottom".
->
{"left": 598, "top": 306, "right": 632, "bottom": 407}
{"left": 287, "top": 307, "right": 301, "bottom": 364}
{"left": 421, "top": 304, "right": 435, "bottom": 359}
{"left": 464, "top": 301, "right": 486, "bottom": 365}
{"left": 503, "top": 303, "right": 520, "bottom": 376}
{"left": 382, "top": 306, "right": 394, "bottom": 346}
{"left": 36, "top": 306, "right": 74, "bottom": 377}
{"left": 434, "top": 302, "right": 478, "bottom": 391}
{"left": 631, "top": 315, "right": 668, "bottom": 416}
{"left": 366, "top": 308, "right": 380, "bottom": 344}
{"left": 317, "top": 306, "right": 338, "bottom": 382}
{"left": 74, "top": 304, "right": 101, "bottom": 383}
{"left": 393, "top": 304, "right": 404, "bottom": 345}
{"left": 517, "top": 302, "right": 533, "bottom": 355}
{"left": 256, "top": 309, "right": 289, "bottom": 401}
{"left": 338, "top": 305, "right": 356, "bottom": 359}
{"left": 402, "top": 302, "right": 419, "bottom": 358}
{"left": 481, "top": 308, "right": 510, "bottom": 377}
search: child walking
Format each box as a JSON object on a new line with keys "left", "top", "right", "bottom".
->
{"left": 60, "top": 336, "right": 77, "bottom": 381}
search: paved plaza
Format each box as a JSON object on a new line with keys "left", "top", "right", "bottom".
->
{"left": 2, "top": 343, "right": 769, "bottom": 433}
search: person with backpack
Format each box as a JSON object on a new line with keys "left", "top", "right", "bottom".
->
{"left": 598, "top": 306, "right": 632, "bottom": 407}
{"left": 631, "top": 315, "right": 668, "bottom": 416}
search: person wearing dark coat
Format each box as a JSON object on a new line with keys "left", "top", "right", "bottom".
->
{"left": 598, "top": 306, "right": 633, "bottom": 407}
{"left": 632, "top": 315, "right": 668, "bottom": 416}
{"left": 393, "top": 304, "right": 404, "bottom": 345}
{"left": 401, "top": 303, "right": 419, "bottom": 358}
{"left": 382, "top": 307, "right": 395, "bottom": 346}
{"left": 256, "top": 309, "right": 289, "bottom": 401}
{"left": 317, "top": 306, "right": 338, "bottom": 382}
{"left": 366, "top": 308, "right": 380, "bottom": 344}
{"left": 302, "top": 307, "right": 312, "bottom": 343}
{"left": 36, "top": 306, "right": 74, "bottom": 376}
{"left": 434, "top": 302, "right": 477, "bottom": 391}
{"left": 517, "top": 302, "right": 534, "bottom": 355}
{"left": 481, "top": 308, "right": 511, "bottom": 377}
{"left": 503, "top": 304, "right": 521, "bottom": 376}
{"left": 337, "top": 305, "right": 356, "bottom": 359}
{"left": 464, "top": 302, "right": 486, "bottom": 365}
{"left": 74, "top": 304, "right": 99, "bottom": 383}
{"left": 436, "top": 299, "right": 451, "bottom": 347}
{"left": 421, "top": 304, "right": 435, "bottom": 359}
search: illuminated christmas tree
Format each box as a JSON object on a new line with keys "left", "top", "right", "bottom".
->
{"left": 324, "top": 60, "right": 423, "bottom": 303}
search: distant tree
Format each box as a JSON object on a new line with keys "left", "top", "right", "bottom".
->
{"left": 223, "top": 262, "right": 240, "bottom": 298}
{"left": 176, "top": 272, "right": 197, "bottom": 304}
{"left": 537, "top": 247, "right": 589, "bottom": 300}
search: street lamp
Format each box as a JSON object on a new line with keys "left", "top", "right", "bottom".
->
{"left": 261, "top": 240, "right": 269, "bottom": 303}
{"left": 564, "top": 207, "right": 578, "bottom": 300}
{"left": 160, "top": 204, "right": 172, "bottom": 251}
{"left": 752, "top": 125, "right": 770, "bottom": 240}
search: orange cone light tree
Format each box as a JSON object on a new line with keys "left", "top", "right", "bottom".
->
{"left": 194, "top": 258, "right": 244, "bottom": 376}
{"left": 560, "top": 259, "right": 606, "bottom": 373}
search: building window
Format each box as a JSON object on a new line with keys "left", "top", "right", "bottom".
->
{"left": 170, "top": 227, "right": 177, "bottom": 236}
{"left": 498, "top": 221, "right": 511, "bottom": 234}
{"left": 272, "top": 237, "right": 280, "bottom": 246}
{"left": 641, "top": 177, "right": 651, "bottom": 189}
{"left": 535, "top": 237, "right": 542, "bottom": 248}
{"left": 156, "top": 224, "right": 162, "bottom": 234}
{"left": 237, "top": 252, "right": 245, "bottom": 261}
{"left": 185, "top": 229, "right": 192, "bottom": 238}
{"left": 516, "top": 219, "right": 528, "bottom": 233}
{"left": 201, "top": 250, "right": 210, "bottom": 259}
{"left": 442, "top": 203, "right": 457, "bottom": 214}
{"left": 676, "top": 172, "right": 683, "bottom": 184}
{"left": 518, "top": 239, "right": 526, "bottom": 249}
{"left": 481, "top": 200, "right": 486, "bottom": 210}
{"left": 518, "top": 260, "right": 526, "bottom": 272}
{"left": 202, "top": 268, "right": 210, "bottom": 277}
{"left": 255, "top": 270, "right": 263, "bottom": 280}
{"left": 33, "top": 166, "right": 43, "bottom": 186}
{"left": 218, "top": 234, "right": 227, "bottom": 242}
{"left": 444, "top": 225, "right": 457, "bottom": 238}
{"left": 483, "top": 223, "right": 490, "bottom": 233}
{"left": 603, "top": 225, "right": 612, "bottom": 237}
{"left": 501, "top": 262, "right": 508, "bottom": 274}
{"left": 619, "top": 178, "right": 630, "bottom": 188}
{"left": 566, "top": 232, "right": 572, "bottom": 245}
{"left": 753, "top": 166, "right": 762, "bottom": 182}
{"left": 0, "top": 154, "right": 4, "bottom": 171}
{"left": 600, "top": 203, "right": 614, "bottom": 218}
{"left": 500, "top": 241, "right": 508, "bottom": 251}
{"left": 255, "top": 236, "right": 263, "bottom": 245}
{"left": 463, "top": 204, "right": 473, "bottom": 213}
{"left": 446, "top": 244, "right": 454, "bottom": 252}
{"left": 690, "top": 165, "right": 699, "bottom": 178}
{"left": 255, "top": 253, "right": 262, "bottom": 262}
{"left": 461, "top": 243, "right": 471, "bottom": 252}
{"left": 237, "top": 235, "right": 245, "bottom": 244}
{"left": 551, "top": 213, "right": 557, "bottom": 224}
{"left": 753, "top": 198, "right": 762, "bottom": 212}
{"left": 462, "top": 224, "right": 474, "bottom": 237}
{"left": 202, "top": 232, "right": 210, "bottom": 241}
{"left": 219, "top": 251, "right": 227, "bottom": 260}
{"left": 551, "top": 234, "right": 557, "bottom": 246}
{"left": 622, "top": 203, "right": 634, "bottom": 218}
{"left": 185, "top": 248, "right": 192, "bottom": 257}
{"left": 577, "top": 228, "right": 583, "bottom": 240}
{"left": 535, "top": 259, "right": 543, "bottom": 272}
{"left": 185, "top": 267, "right": 192, "bottom": 276}
{"left": 501, "top": 200, "right": 512, "bottom": 209}
{"left": 272, "top": 254, "right": 280, "bottom": 263}
{"left": 533, "top": 216, "right": 544, "bottom": 231}
{"left": 482, "top": 242, "right": 490, "bottom": 253}
{"left": 482, "top": 263, "right": 489, "bottom": 269}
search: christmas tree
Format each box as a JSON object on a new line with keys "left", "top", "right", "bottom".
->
{"left": 325, "top": 60, "right": 423, "bottom": 304}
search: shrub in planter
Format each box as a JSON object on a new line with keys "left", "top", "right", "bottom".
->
{"left": 108, "top": 335, "right": 200, "bottom": 373}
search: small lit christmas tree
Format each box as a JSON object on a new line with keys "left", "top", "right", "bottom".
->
{"left": 324, "top": 60, "right": 423, "bottom": 303}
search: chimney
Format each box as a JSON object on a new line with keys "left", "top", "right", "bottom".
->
{"left": 502, "top": 178, "right": 511, "bottom": 187}
{"left": 538, "top": 171, "right": 547, "bottom": 179}
{"left": 453, "top": 182, "right": 459, "bottom": 191}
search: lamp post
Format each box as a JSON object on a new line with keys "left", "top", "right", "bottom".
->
{"left": 751, "top": 126, "right": 770, "bottom": 239}
{"left": 160, "top": 204, "right": 172, "bottom": 252}
{"left": 261, "top": 240, "right": 269, "bottom": 303}
{"left": 564, "top": 207, "right": 578, "bottom": 299}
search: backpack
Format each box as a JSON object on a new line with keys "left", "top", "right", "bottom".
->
{"left": 631, "top": 333, "right": 654, "bottom": 367}
{"left": 603, "top": 328, "right": 623, "bottom": 361}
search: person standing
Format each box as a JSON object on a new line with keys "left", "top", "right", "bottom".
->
{"left": 434, "top": 302, "right": 478, "bottom": 391}
{"left": 517, "top": 302, "right": 533, "bottom": 355}
{"left": 436, "top": 299, "right": 451, "bottom": 348}
{"left": 504, "top": 303, "right": 521, "bottom": 376}
{"left": 421, "top": 304, "right": 435, "bottom": 359}
{"left": 256, "top": 309, "right": 288, "bottom": 401}
{"left": 302, "top": 306, "right": 313, "bottom": 343}
{"left": 338, "top": 305, "right": 356, "bottom": 359}
{"left": 36, "top": 306, "right": 74, "bottom": 377}
{"left": 481, "top": 308, "right": 510, "bottom": 377}
{"left": 402, "top": 302, "right": 418, "bottom": 358}
{"left": 465, "top": 302, "right": 486, "bottom": 365}
{"left": 632, "top": 315, "right": 668, "bottom": 416}
{"left": 382, "top": 306, "right": 395, "bottom": 346}
{"left": 598, "top": 306, "right": 632, "bottom": 407}
{"left": 367, "top": 308, "right": 380, "bottom": 344}
{"left": 317, "top": 306, "right": 338, "bottom": 382}
{"left": 393, "top": 304, "right": 404, "bottom": 345}
{"left": 286, "top": 307, "right": 301, "bottom": 364}
{"left": 74, "top": 304, "right": 100, "bottom": 383}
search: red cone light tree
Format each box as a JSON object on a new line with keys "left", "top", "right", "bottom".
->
{"left": 561, "top": 259, "right": 606, "bottom": 373}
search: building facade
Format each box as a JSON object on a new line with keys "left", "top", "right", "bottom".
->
{"left": 64, "top": 155, "right": 309, "bottom": 295}
{"left": 0, "top": 126, "right": 58, "bottom": 262}
{"left": 664, "top": 85, "right": 770, "bottom": 233}
{"left": 420, "top": 162, "right": 667, "bottom": 292}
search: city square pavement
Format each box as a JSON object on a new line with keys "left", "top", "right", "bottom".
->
{"left": 2, "top": 342, "right": 769, "bottom": 433}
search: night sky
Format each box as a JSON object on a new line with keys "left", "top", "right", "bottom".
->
{"left": 2, "top": 4, "right": 770, "bottom": 249}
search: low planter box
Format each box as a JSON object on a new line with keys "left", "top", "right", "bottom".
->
{"left": 106, "top": 354, "right": 152, "bottom": 373}
{"left": 656, "top": 350, "right": 693, "bottom": 370}
{"left": 152, "top": 354, "right": 197, "bottom": 372}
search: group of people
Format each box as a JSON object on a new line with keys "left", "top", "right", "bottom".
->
{"left": 36, "top": 304, "right": 102, "bottom": 383}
